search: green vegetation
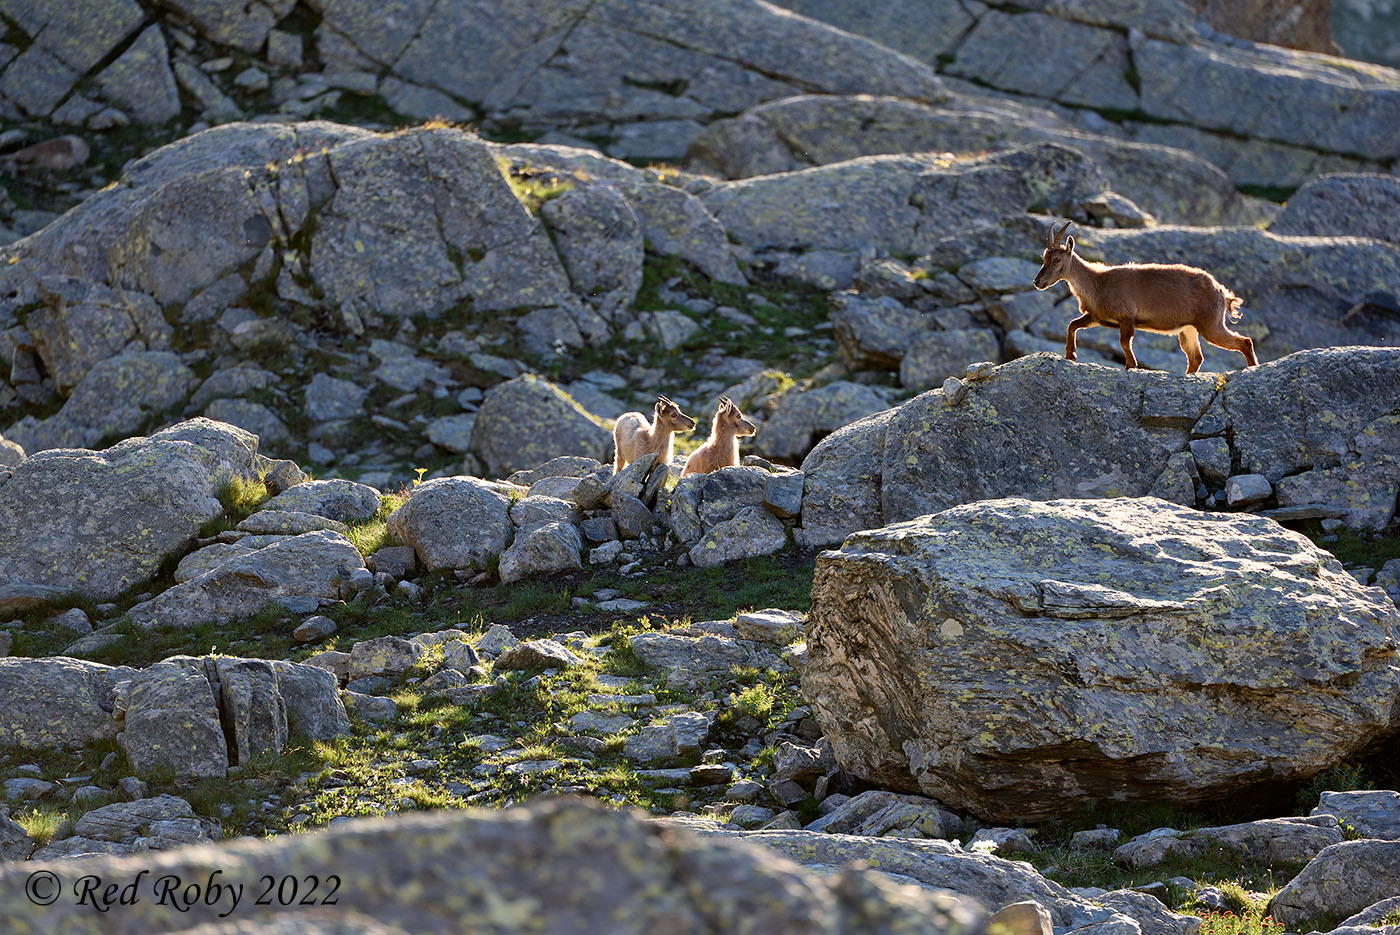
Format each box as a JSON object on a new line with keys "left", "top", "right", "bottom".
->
{"left": 12, "top": 806, "right": 69, "bottom": 846}
{"left": 497, "top": 159, "right": 578, "bottom": 213}
{"left": 1304, "top": 524, "right": 1400, "bottom": 572}
{"left": 200, "top": 473, "right": 272, "bottom": 537}
{"left": 344, "top": 490, "right": 410, "bottom": 556}
{"left": 635, "top": 255, "right": 834, "bottom": 382}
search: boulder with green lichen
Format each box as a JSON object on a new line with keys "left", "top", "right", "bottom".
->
{"left": 0, "top": 418, "right": 258, "bottom": 602}
{"left": 802, "top": 496, "right": 1400, "bottom": 822}
{"left": 469, "top": 374, "right": 612, "bottom": 478}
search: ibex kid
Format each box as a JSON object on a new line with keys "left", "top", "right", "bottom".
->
{"left": 681, "top": 397, "right": 757, "bottom": 476}
{"left": 613, "top": 395, "right": 696, "bottom": 473}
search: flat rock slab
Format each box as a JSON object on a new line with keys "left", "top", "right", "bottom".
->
{"left": 1113, "top": 815, "right": 1343, "bottom": 868}
{"left": 127, "top": 531, "right": 364, "bottom": 629}
{"left": 1312, "top": 789, "right": 1400, "bottom": 840}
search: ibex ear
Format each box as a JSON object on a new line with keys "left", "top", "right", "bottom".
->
{"left": 1064, "top": 235, "right": 1075, "bottom": 253}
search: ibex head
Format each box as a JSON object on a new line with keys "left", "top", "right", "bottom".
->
{"left": 654, "top": 395, "right": 696, "bottom": 432}
{"left": 716, "top": 397, "right": 757, "bottom": 437}
{"left": 1033, "top": 220, "right": 1076, "bottom": 291}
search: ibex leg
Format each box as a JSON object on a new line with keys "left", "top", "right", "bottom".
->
{"left": 1064, "top": 313, "right": 1095, "bottom": 362}
{"left": 1200, "top": 321, "right": 1258, "bottom": 368}
{"left": 1118, "top": 320, "right": 1139, "bottom": 369}
{"left": 1178, "top": 328, "right": 1205, "bottom": 374}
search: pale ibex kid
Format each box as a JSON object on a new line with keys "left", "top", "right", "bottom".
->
{"left": 682, "top": 397, "right": 757, "bottom": 476}
{"left": 1033, "top": 220, "right": 1258, "bottom": 373}
{"left": 613, "top": 395, "right": 696, "bottom": 473}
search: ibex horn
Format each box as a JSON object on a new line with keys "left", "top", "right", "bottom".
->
{"left": 1052, "top": 220, "right": 1073, "bottom": 247}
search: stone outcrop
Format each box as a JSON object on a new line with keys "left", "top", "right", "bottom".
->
{"left": 1269, "top": 840, "right": 1400, "bottom": 927}
{"left": 470, "top": 375, "right": 613, "bottom": 478}
{"left": 1270, "top": 173, "right": 1400, "bottom": 245}
{"left": 0, "top": 419, "right": 258, "bottom": 601}
{"left": 801, "top": 497, "right": 1400, "bottom": 822}
{"left": 3, "top": 652, "right": 348, "bottom": 780}
{"left": 773, "top": 0, "right": 1399, "bottom": 190}
{"left": 0, "top": 798, "right": 988, "bottom": 933}
{"left": 799, "top": 349, "right": 1400, "bottom": 545}
{"left": 678, "top": 818, "right": 1169, "bottom": 932}
{"left": 688, "top": 93, "right": 1258, "bottom": 227}
{"left": 119, "top": 656, "right": 230, "bottom": 779}
{"left": 0, "top": 657, "right": 133, "bottom": 749}
{"left": 126, "top": 531, "right": 366, "bottom": 629}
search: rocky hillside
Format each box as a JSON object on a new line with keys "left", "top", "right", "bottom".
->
{"left": 1, "top": 1, "right": 1399, "bottom": 933}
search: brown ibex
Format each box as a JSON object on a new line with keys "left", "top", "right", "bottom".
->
{"left": 1032, "top": 221, "right": 1258, "bottom": 373}
{"left": 681, "top": 397, "right": 756, "bottom": 476}
{"left": 613, "top": 395, "right": 696, "bottom": 473}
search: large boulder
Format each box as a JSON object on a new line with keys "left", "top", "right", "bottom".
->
{"left": 119, "top": 656, "right": 229, "bottom": 779}
{"left": 0, "top": 419, "right": 258, "bottom": 601}
{"left": 881, "top": 356, "right": 1216, "bottom": 521}
{"left": 759, "top": 381, "right": 889, "bottom": 463}
{"left": 497, "top": 521, "right": 582, "bottom": 583}
{"left": 1269, "top": 841, "right": 1400, "bottom": 928}
{"left": 0, "top": 657, "right": 131, "bottom": 749}
{"left": 470, "top": 375, "right": 612, "bottom": 478}
{"left": 1270, "top": 173, "right": 1400, "bottom": 245}
{"left": 688, "top": 506, "right": 787, "bottom": 568}
{"left": 802, "top": 497, "right": 1400, "bottom": 822}
{"left": 794, "top": 409, "right": 894, "bottom": 549}
{"left": 5, "top": 351, "right": 195, "bottom": 453}
{"left": 269, "top": 660, "right": 353, "bottom": 741}
{"left": 493, "top": 143, "right": 745, "bottom": 284}
{"left": 539, "top": 182, "right": 644, "bottom": 325}
{"left": 699, "top": 143, "right": 1109, "bottom": 264}
{"left": 0, "top": 124, "right": 588, "bottom": 376}
{"left": 213, "top": 657, "right": 289, "bottom": 765}
{"left": 126, "top": 531, "right": 365, "bottom": 629}
{"left": 386, "top": 476, "right": 515, "bottom": 570}
{"left": 0, "top": 797, "right": 984, "bottom": 933}
{"left": 799, "top": 354, "right": 1216, "bottom": 545}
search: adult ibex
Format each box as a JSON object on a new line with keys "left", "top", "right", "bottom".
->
{"left": 1033, "top": 221, "right": 1258, "bottom": 373}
